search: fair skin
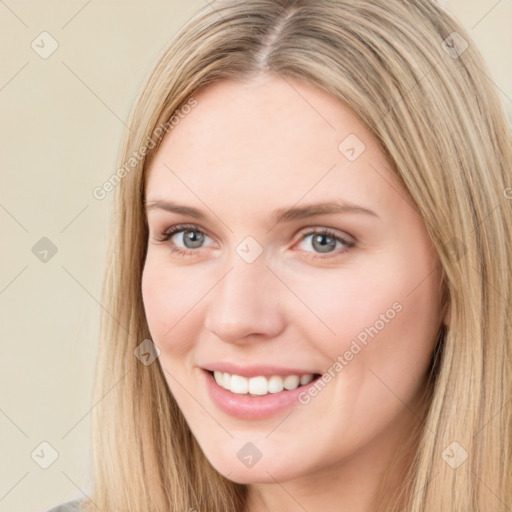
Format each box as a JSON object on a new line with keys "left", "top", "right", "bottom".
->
{"left": 141, "top": 73, "right": 449, "bottom": 512}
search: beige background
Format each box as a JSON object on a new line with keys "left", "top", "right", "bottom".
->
{"left": 0, "top": 1, "right": 510, "bottom": 510}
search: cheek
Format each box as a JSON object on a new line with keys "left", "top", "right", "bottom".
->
{"left": 290, "top": 250, "right": 442, "bottom": 372}
{"left": 286, "top": 254, "right": 442, "bottom": 446}
{"left": 141, "top": 255, "right": 209, "bottom": 357}
{"left": 141, "top": 257, "right": 212, "bottom": 414}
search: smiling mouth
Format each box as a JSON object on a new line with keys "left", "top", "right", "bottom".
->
{"left": 205, "top": 369, "right": 322, "bottom": 396}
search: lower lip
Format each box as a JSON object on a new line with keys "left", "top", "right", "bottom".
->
{"left": 202, "top": 369, "right": 321, "bottom": 420}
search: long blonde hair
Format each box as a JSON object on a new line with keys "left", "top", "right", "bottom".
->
{"left": 86, "top": 1, "right": 512, "bottom": 510}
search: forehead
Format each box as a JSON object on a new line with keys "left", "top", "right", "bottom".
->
{"left": 145, "top": 76, "right": 409, "bottom": 220}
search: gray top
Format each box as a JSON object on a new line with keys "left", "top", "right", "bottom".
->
{"left": 46, "top": 498, "right": 84, "bottom": 512}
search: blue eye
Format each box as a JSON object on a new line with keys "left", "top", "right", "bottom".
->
{"left": 154, "top": 224, "right": 355, "bottom": 258}
{"left": 154, "top": 224, "right": 211, "bottom": 255}
{"left": 297, "top": 228, "right": 355, "bottom": 257}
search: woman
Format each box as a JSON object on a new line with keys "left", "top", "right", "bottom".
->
{"left": 48, "top": 0, "right": 512, "bottom": 510}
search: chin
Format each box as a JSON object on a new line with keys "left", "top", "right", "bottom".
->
{"left": 206, "top": 453, "right": 300, "bottom": 484}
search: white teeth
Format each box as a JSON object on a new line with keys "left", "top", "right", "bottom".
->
{"left": 300, "top": 374, "right": 314, "bottom": 385}
{"left": 212, "top": 371, "right": 316, "bottom": 395}
{"left": 248, "top": 376, "right": 268, "bottom": 395}
{"left": 214, "top": 371, "right": 223, "bottom": 382}
{"left": 283, "top": 375, "right": 299, "bottom": 390}
{"left": 268, "top": 375, "right": 284, "bottom": 393}
{"left": 230, "top": 374, "right": 249, "bottom": 394}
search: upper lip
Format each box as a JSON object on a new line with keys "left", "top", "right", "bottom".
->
{"left": 201, "top": 362, "right": 320, "bottom": 378}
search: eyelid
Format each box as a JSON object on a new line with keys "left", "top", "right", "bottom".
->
{"left": 153, "top": 223, "right": 213, "bottom": 244}
{"left": 153, "top": 223, "right": 356, "bottom": 258}
{"left": 297, "top": 225, "right": 355, "bottom": 243}
{"left": 293, "top": 226, "right": 355, "bottom": 256}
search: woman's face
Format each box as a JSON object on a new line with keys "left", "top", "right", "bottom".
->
{"left": 142, "top": 74, "right": 447, "bottom": 485}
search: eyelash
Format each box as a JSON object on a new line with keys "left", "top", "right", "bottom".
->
{"left": 153, "top": 223, "right": 356, "bottom": 259}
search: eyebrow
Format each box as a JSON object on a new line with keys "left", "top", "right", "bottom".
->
{"left": 144, "top": 198, "right": 379, "bottom": 223}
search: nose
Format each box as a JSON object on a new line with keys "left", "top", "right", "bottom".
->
{"left": 203, "top": 256, "right": 286, "bottom": 344}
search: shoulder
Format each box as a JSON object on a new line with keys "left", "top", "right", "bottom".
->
{"left": 45, "top": 498, "right": 85, "bottom": 512}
